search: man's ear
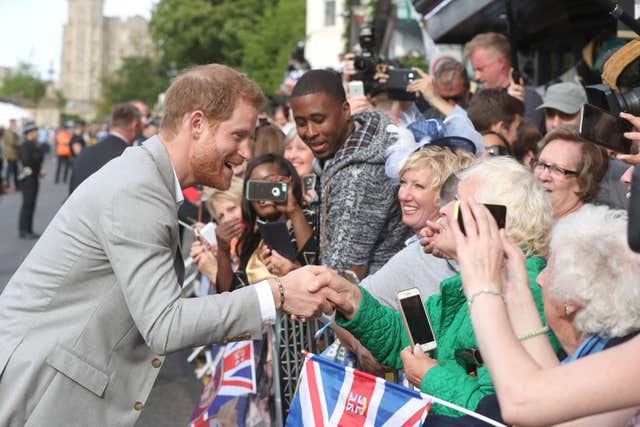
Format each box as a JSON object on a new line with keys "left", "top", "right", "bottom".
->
{"left": 342, "top": 100, "right": 351, "bottom": 120}
{"left": 490, "top": 121, "right": 506, "bottom": 135}
{"left": 188, "top": 110, "right": 205, "bottom": 139}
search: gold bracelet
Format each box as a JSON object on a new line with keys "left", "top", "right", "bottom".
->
{"left": 518, "top": 325, "right": 549, "bottom": 341}
{"left": 467, "top": 288, "right": 505, "bottom": 312}
{"left": 274, "top": 277, "right": 285, "bottom": 312}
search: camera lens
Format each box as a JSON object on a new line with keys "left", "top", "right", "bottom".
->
{"left": 272, "top": 188, "right": 281, "bottom": 197}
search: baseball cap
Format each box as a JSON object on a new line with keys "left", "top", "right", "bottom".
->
{"left": 537, "top": 82, "right": 587, "bottom": 115}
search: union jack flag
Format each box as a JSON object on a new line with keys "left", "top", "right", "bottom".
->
{"left": 189, "top": 341, "right": 257, "bottom": 427}
{"left": 286, "top": 354, "right": 432, "bottom": 427}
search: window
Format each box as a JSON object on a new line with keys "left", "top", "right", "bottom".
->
{"left": 324, "top": 0, "right": 336, "bottom": 26}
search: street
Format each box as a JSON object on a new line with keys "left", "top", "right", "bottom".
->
{"left": 0, "top": 154, "right": 202, "bottom": 426}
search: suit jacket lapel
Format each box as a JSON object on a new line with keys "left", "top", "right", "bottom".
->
{"left": 142, "top": 135, "right": 185, "bottom": 284}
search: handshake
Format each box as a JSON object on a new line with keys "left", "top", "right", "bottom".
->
{"left": 268, "top": 266, "right": 364, "bottom": 321}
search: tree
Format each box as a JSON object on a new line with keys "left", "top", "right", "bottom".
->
{"left": 0, "top": 62, "right": 47, "bottom": 104}
{"left": 242, "top": 0, "right": 306, "bottom": 95}
{"left": 150, "top": 0, "right": 272, "bottom": 71}
{"left": 98, "top": 56, "right": 169, "bottom": 119}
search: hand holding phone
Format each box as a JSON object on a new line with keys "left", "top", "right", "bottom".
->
{"left": 347, "top": 80, "right": 365, "bottom": 98}
{"left": 455, "top": 201, "right": 507, "bottom": 235}
{"left": 396, "top": 288, "right": 437, "bottom": 353}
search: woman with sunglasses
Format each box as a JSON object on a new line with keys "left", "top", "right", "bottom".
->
{"left": 532, "top": 125, "right": 607, "bottom": 220}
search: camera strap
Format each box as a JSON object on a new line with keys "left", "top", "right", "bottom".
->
{"left": 602, "top": 38, "right": 640, "bottom": 90}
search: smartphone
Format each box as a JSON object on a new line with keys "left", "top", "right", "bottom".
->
{"left": 385, "top": 68, "right": 417, "bottom": 91}
{"left": 246, "top": 180, "right": 288, "bottom": 203}
{"left": 396, "top": 288, "right": 437, "bottom": 353}
{"left": 454, "top": 201, "right": 507, "bottom": 235}
{"left": 199, "top": 222, "right": 217, "bottom": 246}
{"left": 258, "top": 221, "right": 297, "bottom": 262}
{"left": 347, "top": 80, "right": 365, "bottom": 98}
{"left": 579, "top": 103, "right": 633, "bottom": 154}
{"left": 302, "top": 174, "right": 316, "bottom": 194}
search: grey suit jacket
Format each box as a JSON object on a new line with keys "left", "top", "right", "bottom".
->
{"left": 0, "top": 136, "right": 263, "bottom": 426}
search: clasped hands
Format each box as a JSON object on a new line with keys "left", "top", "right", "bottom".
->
{"left": 270, "top": 265, "right": 364, "bottom": 321}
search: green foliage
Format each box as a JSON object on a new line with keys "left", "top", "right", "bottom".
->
{"left": 98, "top": 56, "right": 169, "bottom": 119}
{"left": 396, "top": 54, "right": 429, "bottom": 72}
{"left": 150, "top": 0, "right": 273, "bottom": 71}
{"left": 242, "top": 0, "right": 306, "bottom": 95}
{"left": 0, "top": 62, "right": 47, "bottom": 104}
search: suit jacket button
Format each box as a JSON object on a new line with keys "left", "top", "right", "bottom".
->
{"left": 134, "top": 401, "right": 143, "bottom": 411}
{"left": 151, "top": 358, "right": 162, "bottom": 368}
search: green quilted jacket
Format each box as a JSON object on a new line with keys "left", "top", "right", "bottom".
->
{"left": 336, "top": 256, "right": 564, "bottom": 417}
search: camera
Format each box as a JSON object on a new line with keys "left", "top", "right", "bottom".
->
{"left": 585, "top": 84, "right": 640, "bottom": 116}
{"left": 352, "top": 27, "right": 385, "bottom": 94}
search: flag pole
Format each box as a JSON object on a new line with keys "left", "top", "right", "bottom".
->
{"left": 426, "top": 395, "right": 507, "bottom": 427}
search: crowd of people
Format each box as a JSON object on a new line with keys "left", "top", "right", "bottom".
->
{"left": 0, "top": 28, "right": 639, "bottom": 427}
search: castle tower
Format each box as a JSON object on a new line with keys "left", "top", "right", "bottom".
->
{"left": 60, "top": 0, "right": 105, "bottom": 119}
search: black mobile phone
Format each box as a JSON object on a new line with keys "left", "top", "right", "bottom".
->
{"left": 579, "top": 103, "right": 633, "bottom": 154}
{"left": 386, "top": 68, "right": 417, "bottom": 90}
{"left": 396, "top": 288, "right": 437, "bottom": 353}
{"left": 302, "top": 174, "right": 316, "bottom": 194}
{"left": 455, "top": 201, "right": 507, "bottom": 235}
{"left": 245, "top": 180, "right": 288, "bottom": 203}
{"left": 386, "top": 68, "right": 418, "bottom": 101}
{"left": 258, "top": 221, "right": 297, "bottom": 262}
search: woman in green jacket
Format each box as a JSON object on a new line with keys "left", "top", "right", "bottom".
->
{"left": 328, "top": 157, "right": 564, "bottom": 417}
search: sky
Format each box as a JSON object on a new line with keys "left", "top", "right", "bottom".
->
{"left": 0, "top": 0, "right": 157, "bottom": 81}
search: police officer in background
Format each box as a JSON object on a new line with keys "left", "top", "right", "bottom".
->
{"left": 19, "top": 122, "right": 45, "bottom": 239}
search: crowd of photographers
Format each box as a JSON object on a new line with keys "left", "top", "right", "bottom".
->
{"left": 180, "top": 33, "right": 640, "bottom": 425}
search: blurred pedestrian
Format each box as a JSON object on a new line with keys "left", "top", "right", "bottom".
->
{"left": 4, "top": 118, "right": 20, "bottom": 191}
{"left": 18, "top": 122, "right": 45, "bottom": 239}
{"left": 55, "top": 123, "right": 72, "bottom": 184}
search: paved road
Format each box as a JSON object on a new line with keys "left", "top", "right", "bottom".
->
{"left": 0, "top": 154, "right": 202, "bottom": 426}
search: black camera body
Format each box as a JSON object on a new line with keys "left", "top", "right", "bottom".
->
{"left": 352, "top": 28, "right": 385, "bottom": 94}
{"left": 585, "top": 83, "right": 640, "bottom": 116}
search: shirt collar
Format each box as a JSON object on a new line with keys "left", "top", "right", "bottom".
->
{"left": 171, "top": 165, "right": 184, "bottom": 205}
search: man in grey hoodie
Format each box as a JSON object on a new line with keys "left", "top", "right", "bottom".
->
{"left": 291, "top": 69, "right": 412, "bottom": 280}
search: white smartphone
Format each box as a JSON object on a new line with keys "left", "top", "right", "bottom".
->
{"left": 396, "top": 288, "right": 437, "bottom": 353}
{"left": 347, "top": 80, "right": 365, "bottom": 98}
{"left": 198, "top": 222, "right": 217, "bottom": 246}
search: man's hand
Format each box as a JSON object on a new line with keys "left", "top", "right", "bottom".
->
{"left": 272, "top": 265, "right": 337, "bottom": 319}
{"left": 507, "top": 67, "right": 525, "bottom": 102}
{"left": 312, "top": 270, "right": 363, "bottom": 319}
{"left": 406, "top": 67, "right": 437, "bottom": 102}
{"left": 400, "top": 345, "right": 438, "bottom": 388}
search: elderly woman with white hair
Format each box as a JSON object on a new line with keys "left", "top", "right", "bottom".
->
{"left": 323, "top": 157, "right": 564, "bottom": 417}
{"left": 453, "top": 202, "right": 640, "bottom": 426}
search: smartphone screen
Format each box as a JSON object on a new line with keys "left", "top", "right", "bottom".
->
{"left": 579, "top": 104, "right": 633, "bottom": 154}
{"left": 302, "top": 174, "right": 316, "bottom": 194}
{"left": 400, "top": 294, "right": 435, "bottom": 345}
{"left": 455, "top": 202, "right": 507, "bottom": 235}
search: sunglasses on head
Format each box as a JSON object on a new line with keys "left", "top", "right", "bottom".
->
{"left": 420, "top": 136, "right": 477, "bottom": 156}
{"left": 440, "top": 93, "right": 466, "bottom": 103}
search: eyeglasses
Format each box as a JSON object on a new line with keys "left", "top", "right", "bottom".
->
{"left": 440, "top": 93, "right": 467, "bottom": 103}
{"left": 531, "top": 160, "right": 578, "bottom": 177}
